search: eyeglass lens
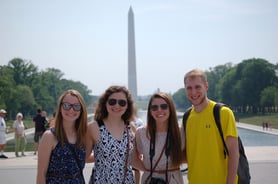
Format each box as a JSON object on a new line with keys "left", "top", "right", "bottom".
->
{"left": 62, "top": 102, "right": 82, "bottom": 111}
{"left": 108, "top": 98, "right": 127, "bottom": 107}
{"left": 150, "top": 103, "right": 169, "bottom": 111}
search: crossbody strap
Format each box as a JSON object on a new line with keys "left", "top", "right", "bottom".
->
{"left": 145, "top": 135, "right": 167, "bottom": 184}
{"left": 123, "top": 125, "right": 130, "bottom": 184}
{"left": 68, "top": 144, "right": 85, "bottom": 184}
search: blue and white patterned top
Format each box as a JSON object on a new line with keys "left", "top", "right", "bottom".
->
{"left": 92, "top": 120, "right": 135, "bottom": 184}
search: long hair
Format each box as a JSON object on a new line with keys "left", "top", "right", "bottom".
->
{"left": 54, "top": 89, "right": 87, "bottom": 148}
{"left": 146, "top": 92, "right": 182, "bottom": 166}
{"left": 94, "top": 85, "right": 135, "bottom": 124}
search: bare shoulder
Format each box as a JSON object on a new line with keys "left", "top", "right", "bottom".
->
{"left": 40, "top": 129, "right": 57, "bottom": 149}
{"left": 87, "top": 121, "right": 100, "bottom": 142}
{"left": 129, "top": 121, "right": 136, "bottom": 133}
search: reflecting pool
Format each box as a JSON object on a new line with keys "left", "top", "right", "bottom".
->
{"left": 238, "top": 128, "right": 278, "bottom": 147}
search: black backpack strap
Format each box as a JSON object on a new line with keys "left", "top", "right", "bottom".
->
{"left": 213, "top": 103, "right": 229, "bottom": 158}
{"left": 182, "top": 106, "right": 193, "bottom": 136}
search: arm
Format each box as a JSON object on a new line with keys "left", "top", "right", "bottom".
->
{"left": 86, "top": 122, "right": 99, "bottom": 163}
{"left": 226, "top": 136, "right": 239, "bottom": 184}
{"left": 36, "top": 130, "right": 55, "bottom": 184}
{"left": 131, "top": 127, "right": 146, "bottom": 171}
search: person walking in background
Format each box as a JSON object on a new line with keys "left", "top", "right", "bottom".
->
{"left": 13, "top": 112, "right": 27, "bottom": 157}
{"left": 48, "top": 112, "right": 56, "bottom": 128}
{"left": 135, "top": 92, "right": 184, "bottom": 184}
{"left": 0, "top": 109, "right": 8, "bottom": 159}
{"left": 86, "top": 85, "right": 144, "bottom": 184}
{"left": 33, "top": 109, "right": 46, "bottom": 155}
{"left": 183, "top": 69, "right": 239, "bottom": 184}
{"left": 36, "top": 89, "right": 87, "bottom": 184}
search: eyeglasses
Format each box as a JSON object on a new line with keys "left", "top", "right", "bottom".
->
{"left": 150, "top": 103, "right": 169, "bottom": 111}
{"left": 107, "top": 98, "right": 127, "bottom": 107}
{"left": 61, "top": 102, "right": 82, "bottom": 111}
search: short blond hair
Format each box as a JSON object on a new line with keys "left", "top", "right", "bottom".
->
{"left": 184, "top": 68, "right": 207, "bottom": 85}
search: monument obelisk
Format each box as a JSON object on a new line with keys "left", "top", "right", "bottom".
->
{"left": 128, "top": 6, "right": 138, "bottom": 100}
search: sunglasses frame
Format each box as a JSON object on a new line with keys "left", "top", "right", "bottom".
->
{"left": 150, "top": 103, "right": 169, "bottom": 111}
{"left": 107, "top": 98, "right": 127, "bottom": 107}
{"left": 61, "top": 102, "right": 82, "bottom": 111}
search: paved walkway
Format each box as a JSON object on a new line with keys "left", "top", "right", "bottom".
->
{"left": 1, "top": 122, "right": 278, "bottom": 183}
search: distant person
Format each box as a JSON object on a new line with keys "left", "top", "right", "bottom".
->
{"left": 135, "top": 92, "right": 184, "bottom": 183}
{"left": 13, "top": 112, "right": 27, "bottom": 157}
{"left": 0, "top": 109, "right": 8, "bottom": 159}
{"left": 36, "top": 89, "right": 88, "bottom": 183}
{"left": 41, "top": 110, "right": 49, "bottom": 129}
{"left": 33, "top": 109, "right": 46, "bottom": 155}
{"left": 183, "top": 69, "right": 239, "bottom": 184}
{"left": 48, "top": 112, "right": 56, "bottom": 128}
{"left": 268, "top": 121, "right": 272, "bottom": 131}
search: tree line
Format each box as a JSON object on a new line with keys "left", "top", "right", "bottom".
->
{"left": 172, "top": 58, "right": 278, "bottom": 115}
{"left": 0, "top": 58, "right": 94, "bottom": 119}
{"left": 1, "top": 57, "right": 278, "bottom": 119}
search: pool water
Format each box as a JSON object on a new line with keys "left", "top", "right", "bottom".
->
{"left": 238, "top": 128, "right": 278, "bottom": 147}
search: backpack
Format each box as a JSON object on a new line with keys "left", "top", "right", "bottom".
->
{"left": 182, "top": 103, "right": 251, "bottom": 184}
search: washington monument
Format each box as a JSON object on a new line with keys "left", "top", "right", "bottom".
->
{"left": 128, "top": 6, "right": 138, "bottom": 100}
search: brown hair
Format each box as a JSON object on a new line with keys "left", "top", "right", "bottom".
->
{"left": 54, "top": 89, "right": 87, "bottom": 148}
{"left": 146, "top": 92, "right": 183, "bottom": 166}
{"left": 94, "top": 85, "right": 135, "bottom": 124}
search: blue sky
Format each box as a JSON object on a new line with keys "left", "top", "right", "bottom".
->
{"left": 0, "top": 0, "right": 277, "bottom": 95}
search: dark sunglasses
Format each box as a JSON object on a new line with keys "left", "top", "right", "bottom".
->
{"left": 150, "top": 103, "right": 169, "bottom": 111}
{"left": 108, "top": 98, "right": 127, "bottom": 107}
{"left": 61, "top": 102, "right": 82, "bottom": 111}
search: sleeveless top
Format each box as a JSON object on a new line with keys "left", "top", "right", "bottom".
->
{"left": 46, "top": 128, "right": 86, "bottom": 184}
{"left": 92, "top": 120, "right": 135, "bottom": 184}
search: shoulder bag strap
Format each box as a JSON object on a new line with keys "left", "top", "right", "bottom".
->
{"left": 145, "top": 139, "right": 167, "bottom": 184}
{"left": 123, "top": 125, "right": 130, "bottom": 184}
{"left": 68, "top": 144, "right": 85, "bottom": 184}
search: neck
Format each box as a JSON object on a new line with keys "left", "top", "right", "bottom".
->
{"left": 194, "top": 98, "right": 209, "bottom": 113}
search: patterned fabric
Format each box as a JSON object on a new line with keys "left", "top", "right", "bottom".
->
{"left": 92, "top": 121, "right": 135, "bottom": 184}
{"left": 46, "top": 129, "right": 86, "bottom": 184}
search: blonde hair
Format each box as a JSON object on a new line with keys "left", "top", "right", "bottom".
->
{"left": 184, "top": 68, "right": 207, "bottom": 85}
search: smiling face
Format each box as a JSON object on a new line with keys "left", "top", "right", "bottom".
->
{"left": 61, "top": 94, "right": 81, "bottom": 123}
{"left": 184, "top": 76, "right": 208, "bottom": 108}
{"left": 106, "top": 92, "right": 128, "bottom": 118}
{"left": 150, "top": 97, "right": 170, "bottom": 125}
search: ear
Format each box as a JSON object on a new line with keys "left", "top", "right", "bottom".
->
{"left": 205, "top": 82, "right": 209, "bottom": 91}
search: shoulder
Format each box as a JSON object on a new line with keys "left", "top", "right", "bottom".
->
{"left": 136, "top": 126, "right": 146, "bottom": 135}
{"left": 40, "top": 129, "right": 57, "bottom": 148}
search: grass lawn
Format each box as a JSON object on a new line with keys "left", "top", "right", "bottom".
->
{"left": 238, "top": 113, "right": 278, "bottom": 129}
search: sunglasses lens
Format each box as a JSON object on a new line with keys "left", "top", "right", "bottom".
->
{"left": 151, "top": 105, "right": 159, "bottom": 111}
{"left": 62, "top": 102, "right": 71, "bottom": 110}
{"left": 72, "top": 104, "right": 82, "bottom": 111}
{"left": 62, "top": 102, "right": 81, "bottom": 111}
{"left": 151, "top": 104, "right": 168, "bottom": 111}
{"left": 108, "top": 99, "right": 117, "bottom": 106}
{"left": 160, "top": 104, "right": 168, "bottom": 110}
{"left": 118, "top": 100, "right": 127, "bottom": 107}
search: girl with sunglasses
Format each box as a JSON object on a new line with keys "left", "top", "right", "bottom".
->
{"left": 37, "top": 89, "right": 87, "bottom": 184}
{"left": 135, "top": 92, "right": 185, "bottom": 184}
{"left": 86, "top": 85, "right": 144, "bottom": 184}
